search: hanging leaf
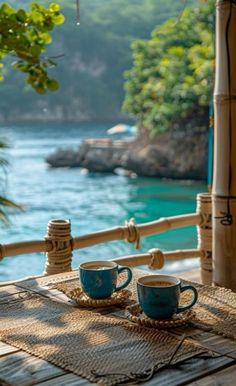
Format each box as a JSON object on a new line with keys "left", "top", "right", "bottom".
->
{"left": 0, "top": 2, "right": 64, "bottom": 93}
{"left": 16, "top": 9, "right": 27, "bottom": 22}
{"left": 49, "top": 3, "right": 61, "bottom": 12}
{"left": 47, "top": 79, "right": 59, "bottom": 91}
{"left": 52, "top": 14, "right": 65, "bottom": 25}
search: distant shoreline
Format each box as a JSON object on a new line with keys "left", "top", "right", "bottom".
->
{"left": 46, "top": 136, "right": 207, "bottom": 181}
{"left": 0, "top": 117, "right": 135, "bottom": 125}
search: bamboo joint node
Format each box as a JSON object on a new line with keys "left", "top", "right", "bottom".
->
{"left": 124, "top": 218, "right": 141, "bottom": 249}
{"left": 216, "top": 0, "right": 236, "bottom": 8}
{"left": 160, "top": 217, "right": 171, "bottom": 229}
{"left": 199, "top": 214, "right": 209, "bottom": 227}
{"left": 148, "top": 248, "right": 165, "bottom": 270}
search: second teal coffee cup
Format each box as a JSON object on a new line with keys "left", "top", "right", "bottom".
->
{"left": 79, "top": 260, "right": 132, "bottom": 299}
{"left": 137, "top": 274, "right": 198, "bottom": 320}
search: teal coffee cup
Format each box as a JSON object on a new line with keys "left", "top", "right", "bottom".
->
{"left": 137, "top": 274, "right": 198, "bottom": 320}
{"left": 79, "top": 261, "right": 132, "bottom": 299}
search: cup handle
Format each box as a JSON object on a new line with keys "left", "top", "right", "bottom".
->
{"left": 176, "top": 285, "right": 198, "bottom": 314}
{"left": 115, "top": 266, "right": 132, "bottom": 291}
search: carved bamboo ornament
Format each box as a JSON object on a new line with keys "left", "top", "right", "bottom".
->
{"left": 213, "top": 0, "right": 236, "bottom": 290}
{"left": 197, "top": 193, "right": 212, "bottom": 285}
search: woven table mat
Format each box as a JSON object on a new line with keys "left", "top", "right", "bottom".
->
{"left": 17, "top": 269, "right": 236, "bottom": 340}
{"left": 18, "top": 270, "right": 80, "bottom": 289}
{"left": 0, "top": 296, "right": 203, "bottom": 385}
{"left": 183, "top": 281, "right": 236, "bottom": 340}
{"left": 0, "top": 294, "right": 73, "bottom": 330}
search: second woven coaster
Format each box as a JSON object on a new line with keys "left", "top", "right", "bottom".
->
{"left": 126, "top": 303, "right": 195, "bottom": 329}
{"left": 53, "top": 282, "right": 132, "bottom": 307}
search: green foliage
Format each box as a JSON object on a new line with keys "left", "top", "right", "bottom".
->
{"left": 0, "top": 194, "right": 22, "bottom": 224}
{"left": 0, "top": 2, "right": 64, "bottom": 93}
{"left": 0, "top": 0, "right": 197, "bottom": 121}
{"left": 123, "top": 0, "right": 215, "bottom": 136}
{"left": 0, "top": 1, "right": 64, "bottom": 223}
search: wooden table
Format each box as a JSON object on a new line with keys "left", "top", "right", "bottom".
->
{"left": 0, "top": 269, "right": 236, "bottom": 386}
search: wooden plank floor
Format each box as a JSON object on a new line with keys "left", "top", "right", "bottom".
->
{"left": 188, "top": 365, "right": 236, "bottom": 386}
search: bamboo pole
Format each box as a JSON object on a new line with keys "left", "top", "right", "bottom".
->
{"left": 0, "top": 212, "right": 201, "bottom": 260}
{"left": 213, "top": 0, "right": 236, "bottom": 291}
{"left": 0, "top": 240, "right": 48, "bottom": 259}
{"left": 112, "top": 249, "right": 202, "bottom": 268}
{"left": 72, "top": 213, "right": 201, "bottom": 249}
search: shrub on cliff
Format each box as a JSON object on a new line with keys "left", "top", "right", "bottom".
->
{"left": 123, "top": 0, "right": 215, "bottom": 137}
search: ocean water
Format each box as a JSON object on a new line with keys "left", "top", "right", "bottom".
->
{"left": 0, "top": 122, "right": 206, "bottom": 281}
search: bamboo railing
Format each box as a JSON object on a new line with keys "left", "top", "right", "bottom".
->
{"left": 0, "top": 193, "right": 213, "bottom": 285}
{"left": 0, "top": 213, "right": 200, "bottom": 260}
{"left": 112, "top": 249, "right": 202, "bottom": 268}
{"left": 72, "top": 213, "right": 201, "bottom": 249}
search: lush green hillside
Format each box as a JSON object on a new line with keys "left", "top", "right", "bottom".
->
{"left": 123, "top": 0, "right": 215, "bottom": 137}
{"left": 0, "top": 0, "right": 196, "bottom": 122}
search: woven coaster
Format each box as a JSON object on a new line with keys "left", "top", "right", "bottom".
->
{"left": 53, "top": 282, "right": 132, "bottom": 308}
{"left": 0, "top": 295, "right": 204, "bottom": 386}
{"left": 126, "top": 303, "right": 194, "bottom": 329}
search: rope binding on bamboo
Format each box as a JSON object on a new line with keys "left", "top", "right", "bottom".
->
{"left": 124, "top": 218, "right": 141, "bottom": 249}
{"left": 44, "top": 219, "right": 73, "bottom": 275}
{"left": 148, "top": 248, "right": 165, "bottom": 269}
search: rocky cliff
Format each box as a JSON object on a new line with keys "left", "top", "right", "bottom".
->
{"left": 46, "top": 106, "right": 208, "bottom": 180}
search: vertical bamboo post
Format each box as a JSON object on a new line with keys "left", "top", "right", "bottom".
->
{"left": 213, "top": 0, "right": 236, "bottom": 291}
{"left": 44, "top": 219, "right": 73, "bottom": 275}
{"left": 197, "top": 193, "right": 212, "bottom": 285}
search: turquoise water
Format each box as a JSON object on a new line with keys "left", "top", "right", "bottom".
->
{"left": 0, "top": 122, "right": 206, "bottom": 281}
